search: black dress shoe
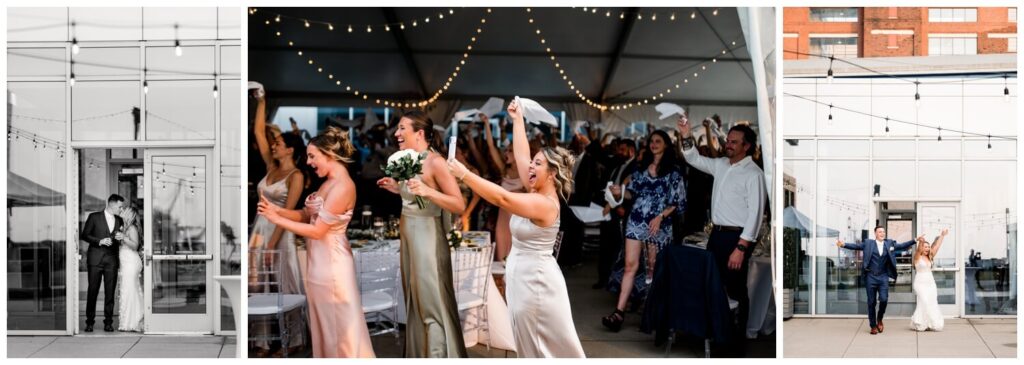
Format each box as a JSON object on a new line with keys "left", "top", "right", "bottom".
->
{"left": 84, "top": 325, "right": 94, "bottom": 332}
{"left": 104, "top": 325, "right": 115, "bottom": 332}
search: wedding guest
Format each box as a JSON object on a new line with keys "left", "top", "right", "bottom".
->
{"left": 482, "top": 113, "right": 527, "bottom": 261}
{"left": 376, "top": 111, "right": 468, "bottom": 358}
{"left": 677, "top": 115, "right": 766, "bottom": 343}
{"left": 560, "top": 131, "right": 605, "bottom": 268}
{"left": 258, "top": 126, "right": 374, "bottom": 358}
{"left": 594, "top": 139, "right": 637, "bottom": 289}
{"left": 447, "top": 99, "right": 585, "bottom": 357}
{"left": 603, "top": 130, "right": 686, "bottom": 332}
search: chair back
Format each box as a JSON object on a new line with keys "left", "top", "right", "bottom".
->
{"left": 453, "top": 244, "right": 493, "bottom": 300}
{"left": 249, "top": 248, "right": 283, "bottom": 294}
{"left": 355, "top": 250, "right": 401, "bottom": 297}
{"left": 552, "top": 231, "right": 564, "bottom": 259}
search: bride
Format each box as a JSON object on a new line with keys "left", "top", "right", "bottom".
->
{"left": 117, "top": 206, "right": 144, "bottom": 332}
{"left": 910, "top": 228, "right": 947, "bottom": 332}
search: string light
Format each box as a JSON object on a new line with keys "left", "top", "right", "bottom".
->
{"left": 213, "top": 83, "right": 219, "bottom": 98}
{"left": 143, "top": 80, "right": 148, "bottom": 94}
{"left": 71, "top": 38, "right": 80, "bottom": 55}
{"left": 914, "top": 80, "right": 921, "bottom": 108}
{"left": 254, "top": 8, "right": 460, "bottom": 36}
{"left": 174, "top": 39, "right": 182, "bottom": 56}
{"left": 826, "top": 56, "right": 834, "bottom": 83}
{"left": 937, "top": 126, "right": 942, "bottom": 141}
{"left": 261, "top": 8, "right": 491, "bottom": 108}
{"left": 1004, "top": 75, "right": 1011, "bottom": 102}
{"left": 884, "top": 116, "right": 890, "bottom": 133}
{"left": 827, "top": 104, "right": 833, "bottom": 122}
{"left": 786, "top": 92, "right": 1016, "bottom": 142}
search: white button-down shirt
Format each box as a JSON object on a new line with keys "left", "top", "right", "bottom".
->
{"left": 104, "top": 210, "right": 116, "bottom": 234}
{"left": 875, "top": 239, "right": 885, "bottom": 256}
{"left": 682, "top": 147, "right": 766, "bottom": 242}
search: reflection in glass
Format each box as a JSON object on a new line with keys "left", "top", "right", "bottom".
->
{"left": 783, "top": 160, "right": 815, "bottom": 315}
{"left": 146, "top": 81, "right": 216, "bottom": 140}
{"left": 7, "top": 82, "right": 68, "bottom": 331}
{"left": 964, "top": 162, "right": 1017, "bottom": 315}
{"left": 220, "top": 80, "right": 242, "bottom": 330}
{"left": 817, "top": 161, "right": 871, "bottom": 315}
{"left": 152, "top": 156, "right": 207, "bottom": 256}
{"left": 7, "top": 48, "right": 66, "bottom": 77}
{"left": 152, "top": 260, "right": 207, "bottom": 314}
{"left": 72, "top": 81, "right": 140, "bottom": 141}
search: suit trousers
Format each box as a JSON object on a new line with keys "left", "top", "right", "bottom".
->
{"left": 707, "top": 230, "right": 750, "bottom": 339}
{"left": 597, "top": 217, "right": 624, "bottom": 284}
{"left": 86, "top": 250, "right": 119, "bottom": 326}
{"left": 865, "top": 274, "right": 889, "bottom": 329}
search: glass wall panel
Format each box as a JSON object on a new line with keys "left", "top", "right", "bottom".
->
{"left": 146, "top": 46, "right": 215, "bottom": 77}
{"left": 783, "top": 160, "right": 816, "bottom": 315}
{"left": 7, "top": 82, "right": 69, "bottom": 331}
{"left": 783, "top": 139, "right": 816, "bottom": 158}
{"left": 143, "top": 8, "right": 218, "bottom": 40}
{"left": 145, "top": 80, "right": 216, "bottom": 140}
{"left": 873, "top": 161, "right": 916, "bottom": 198}
{"left": 71, "top": 81, "right": 140, "bottom": 141}
{"left": 221, "top": 46, "right": 240, "bottom": 77}
{"left": 74, "top": 47, "right": 140, "bottom": 77}
{"left": 918, "top": 161, "right": 961, "bottom": 198}
{"left": 219, "top": 80, "right": 241, "bottom": 331}
{"left": 816, "top": 161, "right": 872, "bottom": 315}
{"left": 8, "top": 48, "right": 66, "bottom": 78}
{"left": 151, "top": 155, "right": 208, "bottom": 314}
{"left": 8, "top": 8, "right": 69, "bottom": 42}
{"left": 963, "top": 161, "right": 1017, "bottom": 315}
{"left": 69, "top": 8, "right": 142, "bottom": 41}
{"left": 872, "top": 139, "right": 916, "bottom": 159}
{"left": 817, "top": 139, "right": 869, "bottom": 158}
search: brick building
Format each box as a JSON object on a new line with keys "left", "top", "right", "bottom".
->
{"left": 784, "top": 7, "right": 1017, "bottom": 59}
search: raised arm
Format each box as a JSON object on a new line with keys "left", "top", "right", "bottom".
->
{"left": 929, "top": 228, "right": 949, "bottom": 259}
{"left": 464, "top": 126, "right": 491, "bottom": 178}
{"left": 481, "top": 114, "right": 507, "bottom": 176}
{"left": 410, "top": 154, "right": 467, "bottom": 214}
{"left": 894, "top": 235, "right": 922, "bottom": 252}
{"left": 509, "top": 100, "right": 532, "bottom": 189}
{"left": 253, "top": 96, "right": 274, "bottom": 169}
{"left": 677, "top": 116, "right": 718, "bottom": 175}
{"left": 837, "top": 238, "right": 864, "bottom": 250}
{"left": 447, "top": 159, "right": 559, "bottom": 226}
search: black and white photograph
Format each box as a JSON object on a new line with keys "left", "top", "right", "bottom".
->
{"left": 6, "top": 6, "right": 242, "bottom": 358}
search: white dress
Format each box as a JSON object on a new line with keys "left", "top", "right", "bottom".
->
{"left": 910, "top": 257, "right": 944, "bottom": 331}
{"left": 118, "top": 225, "right": 144, "bottom": 332}
{"left": 506, "top": 214, "right": 585, "bottom": 358}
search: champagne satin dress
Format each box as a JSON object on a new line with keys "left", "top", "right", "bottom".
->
{"left": 507, "top": 214, "right": 586, "bottom": 358}
{"left": 399, "top": 184, "right": 467, "bottom": 358}
{"left": 253, "top": 171, "right": 304, "bottom": 295}
{"left": 304, "top": 195, "right": 375, "bottom": 358}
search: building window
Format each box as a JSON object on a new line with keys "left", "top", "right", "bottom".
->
{"left": 810, "top": 37, "right": 859, "bottom": 58}
{"left": 928, "top": 8, "right": 978, "bottom": 22}
{"left": 1009, "top": 37, "right": 1018, "bottom": 53}
{"left": 928, "top": 36, "right": 978, "bottom": 55}
{"left": 1010, "top": 8, "right": 1017, "bottom": 23}
{"left": 809, "top": 8, "right": 858, "bottom": 22}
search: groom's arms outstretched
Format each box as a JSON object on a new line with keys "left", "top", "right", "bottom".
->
{"left": 894, "top": 234, "right": 926, "bottom": 252}
{"left": 836, "top": 238, "right": 864, "bottom": 250}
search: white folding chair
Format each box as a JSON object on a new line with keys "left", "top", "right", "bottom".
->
{"left": 553, "top": 231, "right": 565, "bottom": 260}
{"left": 453, "top": 244, "right": 494, "bottom": 350}
{"left": 356, "top": 250, "right": 401, "bottom": 338}
{"left": 247, "top": 249, "right": 307, "bottom": 357}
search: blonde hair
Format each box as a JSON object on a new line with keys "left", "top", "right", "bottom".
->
{"left": 540, "top": 146, "right": 575, "bottom": 201}
{"left": 309, "top": 126, "right": 355, "bottom": 163}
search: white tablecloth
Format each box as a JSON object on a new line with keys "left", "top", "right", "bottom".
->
{"left": 746, "top": 256, "right": 776, "bottom": 338}
{"left": 348, "top": 232, "right": 515, "bottom": 351}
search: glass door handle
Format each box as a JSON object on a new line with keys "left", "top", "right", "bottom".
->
{"left": 186, "top": 254, "right": 214, "bottom": 261}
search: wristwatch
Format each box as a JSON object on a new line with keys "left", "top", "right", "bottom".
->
{"left": 735, "top": 243, "right": 749, "bottom": 252}
{"left": 681, "top": 137, "right": 695, "bottom": 150}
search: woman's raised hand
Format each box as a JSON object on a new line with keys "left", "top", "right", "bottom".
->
{"left": 507, "top": 99, "right": 523, "bottom": 122}
{"left": 940, "top": 228, "right": 949, "bottom": 236}
{"left": 447, "top": 158, "right": 470, "bottom": 180}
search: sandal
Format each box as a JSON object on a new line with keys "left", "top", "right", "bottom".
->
{"left": 602, "top": 309, "right": 626, "bottom": 332}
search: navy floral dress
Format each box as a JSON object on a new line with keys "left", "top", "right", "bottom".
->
{"left": 607, "top": 165, "right": 687, "bottom": 302}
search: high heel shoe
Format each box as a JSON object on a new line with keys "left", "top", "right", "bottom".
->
{"left": 602, "top": 309, "right": 625, "bottom": 332}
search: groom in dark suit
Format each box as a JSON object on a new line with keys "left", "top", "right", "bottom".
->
{"left": 81, "top": 194, "right": 126, "bottom": 332}
{"left": 837, "top": 226, "right": 920, "bottom": 335}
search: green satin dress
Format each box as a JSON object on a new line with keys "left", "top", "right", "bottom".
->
{"left": 399, "top": 184, "right": 467, "bottom": 357}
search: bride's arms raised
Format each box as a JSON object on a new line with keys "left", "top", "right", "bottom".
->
{"left": 930, "top": 228, "right": 949, "bottom": 260}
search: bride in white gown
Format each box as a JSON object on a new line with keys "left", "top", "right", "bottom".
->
{"left": 910, "top": 228, "right": 947, "bottom": 332}
{"left": 118, "top": 207, "right": 144, "bottom": 332}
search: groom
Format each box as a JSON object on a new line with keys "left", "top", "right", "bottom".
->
{"left": 81, "top": 194, "right": 126, "bottom": 332}
{"left": 837, "top": 226, "right": 920, "bottom": 335}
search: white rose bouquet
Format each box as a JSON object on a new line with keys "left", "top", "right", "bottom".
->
{"left": 382, "top": 149, "right": 428, "bottom": 209}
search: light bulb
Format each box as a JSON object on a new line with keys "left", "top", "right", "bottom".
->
{"left": 143, "top": 81, "right": 148, "bottom": 94}
{"left": 175, "top": 41, "right": 182, "bottom": 57}
{"left": 72, "top": 38, "right": 80, "bottom": 55}
{"left": 915, "top": 92, "right": 921, "bottom": 108}
{"left": 827, "top": 69, "right": 834, "bottom": 84}
{"left": 1005, "top": 86, "right": 1010, "bottom": 102}
{"left": 213, "top": 84, "right": 219, "bottom": 98}
{"left": 69, "top": 73, "right": 76, "bottom": 87}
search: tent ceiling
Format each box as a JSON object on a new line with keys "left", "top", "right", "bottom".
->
{"left": 249, "top": 7, "right": 755, "bottom": 105}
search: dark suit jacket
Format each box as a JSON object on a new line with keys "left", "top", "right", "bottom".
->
{"left": 840, "top": 238, "right": 916, "bottom": 280}
{"left": 81, "top": 211, "right": 123, "bottom": 265}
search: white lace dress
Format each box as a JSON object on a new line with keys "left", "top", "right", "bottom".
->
{"left": 910, "top": 257, "right": 944, "bottom": 331}
{"left": 117, "top": 225, "right": 144, "bottom": 332}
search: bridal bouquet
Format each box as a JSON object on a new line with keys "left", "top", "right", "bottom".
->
{"left": 382, "top": 149, "right": 428, "bottom": 209}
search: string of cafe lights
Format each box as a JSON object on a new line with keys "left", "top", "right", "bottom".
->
{"left": 784, "top": 92, "right": 1016, "bottom": 147}
{"left": 249, "top": 7, "right": 460, "bottom": 34}
{"left": 573, "top": 6, "right": 722, "bottom": 22}
{"left": 254, "top": 8, "right": 492, "bottom": 109}
{"left": 8, "top": 126, "right": 66, "bottom": 158}
{"left": 525, "top": 8, "right": 744, "bottom": 111}
{"left": 785, "top": 49, "right": 1015, "bottom": 104}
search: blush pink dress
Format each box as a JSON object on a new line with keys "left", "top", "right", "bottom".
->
{"left": 304, "top": 194, "right": 375, "bottom": 358}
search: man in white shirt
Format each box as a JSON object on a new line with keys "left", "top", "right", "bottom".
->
{"left": 677, "top": 115, "right": 766, "bottom": 342}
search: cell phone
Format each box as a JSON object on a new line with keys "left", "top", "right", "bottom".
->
{"left": 448, "top": 136, "right": 457, "bottom": 161}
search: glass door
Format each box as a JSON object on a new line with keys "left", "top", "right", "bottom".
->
{"left": 916, "top": 202, "right": 960, "bottom": 317}
{"left": 143, "top": 149, "right": 213, "bottom": 333}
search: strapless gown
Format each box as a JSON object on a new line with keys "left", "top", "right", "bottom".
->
{"left": 910, "top": 258, "right": 944, "bottom": 331}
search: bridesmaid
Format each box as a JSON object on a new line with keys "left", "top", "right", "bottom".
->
{"left": 447, "top": 99, "right": 585, "bottom": 358}
{"left": 377, "top": 110, "right": 468, "bottom": 358}
{"left": 258, "top": 126, "right": 374, "bottom": 358}
{"left": 481, "top": 113, "right": 526, "bottom": 261}
{"left": 252, "top": 93, "right": 306, "bottom": 295}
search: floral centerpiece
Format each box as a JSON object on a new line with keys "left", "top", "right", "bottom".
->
{"left": 382, "top": 149, "right": 428, "bottom": 208}
{"left": 447, "top": 229, "right": 464, "bottom": 249}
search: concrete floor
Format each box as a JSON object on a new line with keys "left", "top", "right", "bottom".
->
{"left": 8, "top": 335, "right": 237, "bottom": 358}
{"left": 784, "top": 317, "right": 1016, "bottom": 358}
